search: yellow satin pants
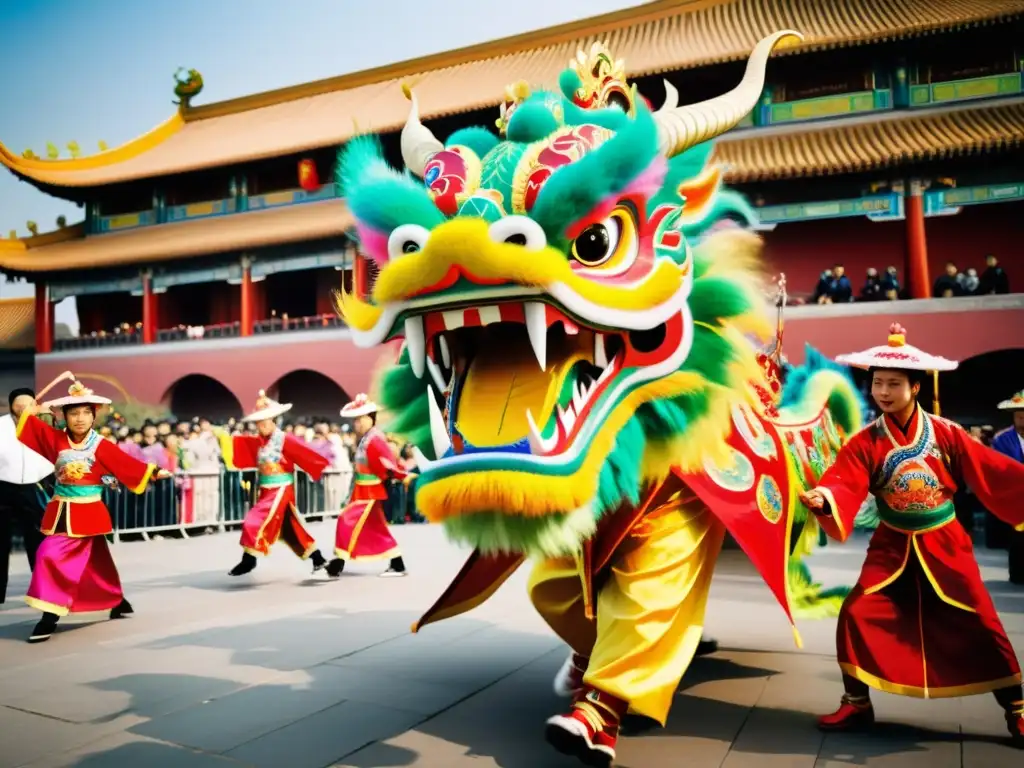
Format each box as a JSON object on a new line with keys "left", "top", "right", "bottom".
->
{"left": 527, "top": 500, "right": 725, "bottom": 724}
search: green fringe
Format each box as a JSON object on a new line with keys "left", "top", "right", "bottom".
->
{"left": 787, "top": 560, "right": 851, "bottom": 619}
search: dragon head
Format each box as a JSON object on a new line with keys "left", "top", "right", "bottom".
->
{"left": 337, "top": 31, "right": 801, "bottom": 558}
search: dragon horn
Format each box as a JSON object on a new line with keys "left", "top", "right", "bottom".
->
{"left": 654, "top": 30, "right": 801, "bottom": 158}
{"left": 400, "top": 85, "right": 443, "bottom": 178}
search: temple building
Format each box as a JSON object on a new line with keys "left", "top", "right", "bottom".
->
{"left": 1, "top": 0, "right": 1022, "bottom": 421}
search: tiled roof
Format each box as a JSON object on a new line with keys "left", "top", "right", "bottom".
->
{"left": 0, "top": 200, "right": 351, "bottom": 273}
{"left": 0, "top": 297, "right": 34, "bottom": 349}
{"left": 2, "top": 0, "right": 1022, "bottom": 187}
{"left": 717, "top": 99, "right": 1024, "bottom": 181}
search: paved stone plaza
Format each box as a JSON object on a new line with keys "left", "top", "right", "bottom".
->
{"left": 0, "top": 522, "right": 1021, "bottom": 768}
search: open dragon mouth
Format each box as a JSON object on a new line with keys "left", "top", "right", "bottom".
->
{"left": 402, "top": 298, "right": 689, "bottom": 469}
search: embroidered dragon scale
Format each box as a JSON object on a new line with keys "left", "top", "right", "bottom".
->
{"left": 336, "top": 30, "right": 866, "bottom": 625}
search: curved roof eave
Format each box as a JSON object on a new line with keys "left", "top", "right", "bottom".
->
{"left": 0, "top": 113, "right": 185, "bottom": 188}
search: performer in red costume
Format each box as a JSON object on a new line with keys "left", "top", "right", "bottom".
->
{"left": 228, "top": 391, "right": 329, "bottom": 577}
{"left": 326, "top": 394, "right": 414, "bottom": 578}
{"left": 800, "top": 323, "right": 1024, "bottom": 748}
{"left": 17, "top": 380, "right": 169, "bottom": 643}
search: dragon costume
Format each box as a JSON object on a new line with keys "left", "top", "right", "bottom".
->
{"left": 336, "top": 31, "right": 866, "bottom": 766}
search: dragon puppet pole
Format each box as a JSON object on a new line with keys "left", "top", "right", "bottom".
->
{"left": 34, "top": 370, "right": 76, "bottom": 402}
{"left": 932, "top": 369, "right": 941, "bottom": 416}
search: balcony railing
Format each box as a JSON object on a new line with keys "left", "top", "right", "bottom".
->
{"left": 254, "top": 314, "right": 346, "bottom": 334}
{"left": 53, "top": 327, "right": 142, "bottom": 352}
{"left": 157, "top": 322, "right": 241, "bottom": 342}
{"left": 47, "top": 314, "right": 347, "bottom": 353}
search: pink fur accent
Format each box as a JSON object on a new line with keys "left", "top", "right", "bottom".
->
{"left": 565, "top": 156, "right": 668, "bottom": 239}
{"left": 356, "top": 223, "right": 390, "bottom": 266}
{"left": 623, "top": 156, "right": 668, "bottom": 201}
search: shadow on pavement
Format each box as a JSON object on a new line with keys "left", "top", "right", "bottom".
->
{"left": 23, "top": 606, "right": 1019, "bottom": 768}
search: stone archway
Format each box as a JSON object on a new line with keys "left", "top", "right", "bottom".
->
{"left": 938, "top": 348, "right": 1024, "bottom": 426}
{"left": 268, "top": 369, "right": 348, "bottom": 421}
{"left": 163, "top": 374, "right": 244, "bottom": 422}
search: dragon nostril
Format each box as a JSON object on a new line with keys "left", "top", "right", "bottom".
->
{"left": 628, "top": 324, "right": 667, "bottom": 354}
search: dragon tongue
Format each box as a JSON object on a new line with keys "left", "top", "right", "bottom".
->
{"left": 456, "top": 331, "right": 579, "bottom": 448}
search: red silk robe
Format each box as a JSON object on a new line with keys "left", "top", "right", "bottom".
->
{"left": 816, "top": 404, "right": 1024, "bottom": 698}
{"left": 17, "top": 413, "right": 157, "bottom": 616}
{"left": 232, "top": 430, "right": 328, "bottom": 558}
{"left": 334, "top": 427, "right": 409, "bottom": 561}
{"left": 17, "top": 413, "right": 156, "bottom": 537}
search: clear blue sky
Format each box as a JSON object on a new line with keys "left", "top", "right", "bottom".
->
{"left": 0, "top": 0, "right": 640, "bottom": 329}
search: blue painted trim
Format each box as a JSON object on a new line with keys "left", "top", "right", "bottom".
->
{"left": 50, "top": 275, "right": 144, "bottom": 302}
{"left": 754, "top": 193, "right": 902, "bottom": 224}
{"left": 94, "top": 209, "right": 157, "bottom": 233}
{"left": 925, "top": 182, "right": 1024, "bottom": 215}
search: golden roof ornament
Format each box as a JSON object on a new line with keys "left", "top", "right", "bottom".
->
{"left": 495, "top": 80, "right": 532, "bottom": 135}
{"left": 568, "top": 41, "right": 637, "bottom": 116}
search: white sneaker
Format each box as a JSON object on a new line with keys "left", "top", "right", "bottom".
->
{"left": 553, "top": 651, "right": 588, "bottom": 697}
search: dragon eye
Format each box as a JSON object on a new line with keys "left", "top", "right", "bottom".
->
{"left": 488, "top": 216, "right": 547, "bottom": 251}
{"left": 570, "top": 205, "right": 639, "bottom": 274}
{"left": 387, "top": 224, "right": 430, "bottom": 261}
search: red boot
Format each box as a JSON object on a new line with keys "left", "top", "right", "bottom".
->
{"left": 1006, "top": 701, "right": 1024, "bottom": 749}
{"left": 553, "top": 652, "right": 589, "bottom": 698}
{"left": 818, "top": 694, "right": 875, "bottom": 731}
{"left": 545, "top": 686, "right": 627, "bottom": 767}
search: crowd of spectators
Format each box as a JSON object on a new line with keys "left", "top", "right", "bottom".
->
{"left": 102, "top": 414, "right": 422, "bottom": 523}
{"left": 932, "top": 255, "right": 1010, "bottom": 298}
{"left": 808, "top": 254, "right": 1011, "bottom": 304}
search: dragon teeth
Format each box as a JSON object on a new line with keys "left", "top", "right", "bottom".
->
{"left": 572, "top": 380, "right": 586, "bottom": 412}
{"left": 524, "top": 302, "right": 547, "bottom": 372}
{"left": 405, "top": 316, "right": 426, "bottom": 378}
{"left": 425, "top": 355, "right": 447, "bottom": 395}
{"left": 426, "top": 387, "right": 452, "bottom": 459}
{"left": 526, "top": 408, "right": 558, "bottom": 455}
{"left": 557, "top": 404, "right": 576, "bottom": 435}
{"left": 594, "top": 333, "right": 609, "bottom": 368}
{"left": 438, "top": 334, "right": 452, "bottom": 369}
{"left": 410, "top": 445, "right": 432, "bottom": 469}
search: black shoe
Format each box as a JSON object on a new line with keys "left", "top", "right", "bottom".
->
{"left": 695, "top": 637, "right": 719, "bottom": 657}
{"left": 28, "top": 612, "right": 59, "bottom": 643}
{"left": 110, "top": 598, "right": 134, "bottom": 619}
{"left": 325, "top": 558, "right": 345, "bottom": 578}
{"left": 380, "top": 556, "right": 408, "bottom": 578}
{"left": 229, "top": 552, "right": 258, "bottom": 576}
{"left": 310, "top": 549, "right": 327, "bottom": 573}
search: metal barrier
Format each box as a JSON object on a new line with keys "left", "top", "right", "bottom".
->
{"left": 103, "top": 467, "right": 354, "bottom": 540}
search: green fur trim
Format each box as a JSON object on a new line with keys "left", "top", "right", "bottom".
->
{"left": 688, "top": 275, "right": 755, "bottom": 326}
{"left": 443, "top": 503, "right": 597, "bottom": 559}
{"left": 529, "top": 106, "right": 660, "bottom": 244}
{"left": 787, "top": 560, "right": 851, "bottom": 619}
{"left": 445, "top": 127, "right": 499, "bottom": 159}
{"left": 376, "top": 347, "right": 436, "bottom": 460}
{"left": 506, "top": 101, "right": 562, "bottom": 143}
{"left": 336, "top": 136, "right": 445, "bottom": 235}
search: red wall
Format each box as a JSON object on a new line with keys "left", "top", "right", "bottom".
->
{"left": 761, "top": 202, "right": 1023, "bottom": 298}
{"left": 783, "top": 305, "right": 1024, "bottom": 366}
{"left": 316, "top": 269, "right": 342, "bottom": 316}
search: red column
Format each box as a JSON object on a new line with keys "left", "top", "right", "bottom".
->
{"left": 354, "top": 254, "right": 370, "bottom": 299}
{"left": 34, "top": 281, "right": 52, "bottom": 354}
{"left": 240, "top": 260, "right": 254, "bottom": 337}
{"left": 141, "top": 272, "right": 158, "bottom": 344}
{"left": 905, "top": 180, "right": 931, "bottom": 300}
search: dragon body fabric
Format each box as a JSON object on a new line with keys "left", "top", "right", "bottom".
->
{"left": 336, "top": 30, "right": 864, "bottom": 761}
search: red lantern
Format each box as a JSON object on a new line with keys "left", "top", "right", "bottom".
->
{"left": 298, "top": 159, "right": 320, "bottom": 192}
